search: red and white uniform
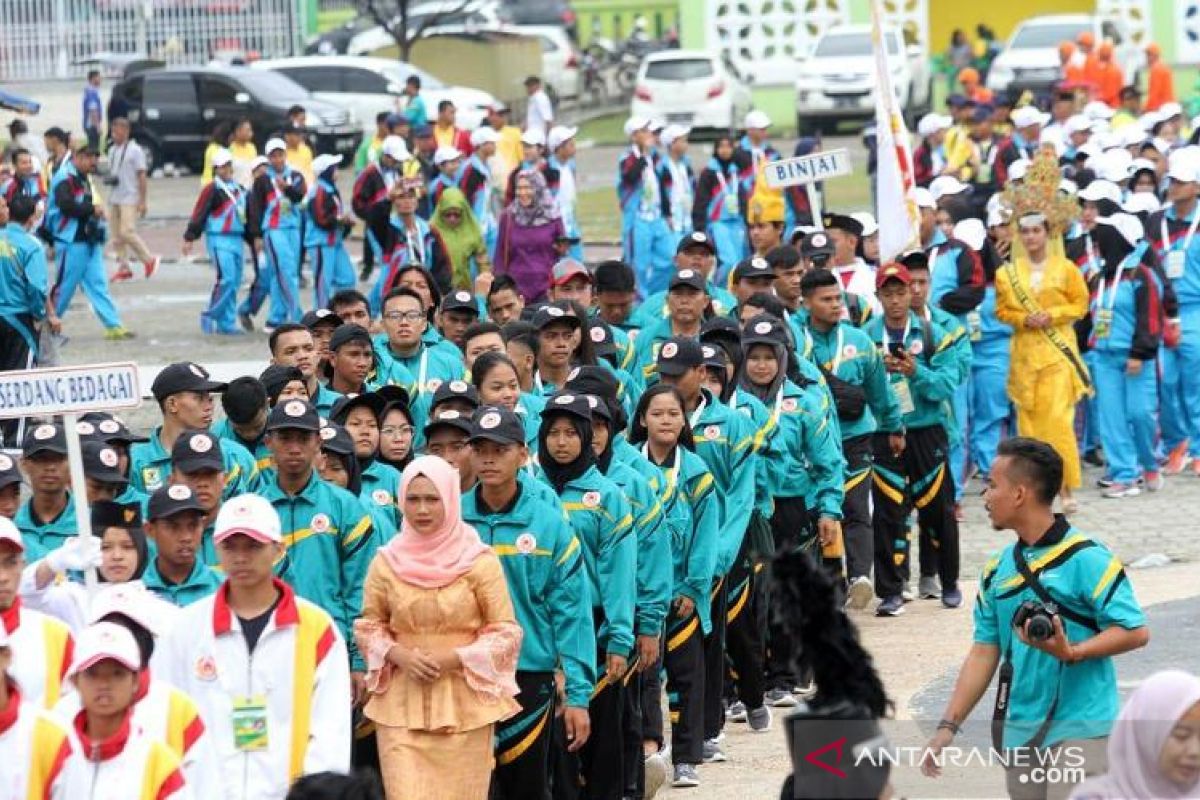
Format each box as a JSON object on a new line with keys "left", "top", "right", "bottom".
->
{"left": 833, "top": 259, "right": 883, "bottom": 319}
{"left": 0, "top": 681, "right": 73, "bottom": 800}
{"left": 1, "top": 600, "right": 73, "bottom": 710}
{"left": 61, "top": 710, "right": 189, "bottom": 800}
{"left": 158, "top": 579, "right": 351, "bottom": 800}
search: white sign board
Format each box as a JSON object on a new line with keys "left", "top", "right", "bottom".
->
{"left": 764, "top": 149, "right": 853, "bottom": 189}
{"left": 0, "top": 362, "right": 141, "bottom": 419}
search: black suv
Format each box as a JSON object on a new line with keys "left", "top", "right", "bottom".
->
{"left": 108, "top": 66, "right": 361, "bottom": 171}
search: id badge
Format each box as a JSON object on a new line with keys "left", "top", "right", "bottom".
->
{"left": 966, "top": 310, "right": 983, "bottom": 343}
{"left": 893, "top": 379, "right": 915, "bottom": 415}
{"left": 232, "top": 695, "right": 269, "bottom": 751}
{"left": 722, "top": 192, "right": 739, "bottom": 217}
{"left": 976, "top": 164, "right": 993, "bottom": 184}
{"left": 1168, "top": 250, "right": 1186, "bottom": 280}
{"left": 1094, "top": 308, "right": 1113, "bottom": 339}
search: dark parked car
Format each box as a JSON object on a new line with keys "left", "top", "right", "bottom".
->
{"left": 108, "top": 66, "right": 361, "bottom": 171}
{"left": 504, "top": 0, "right": 576, "bottom": 37}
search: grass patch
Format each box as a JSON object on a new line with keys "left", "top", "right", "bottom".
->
{"left": 577, "top": 187, "right": 622, "bottom": 242}
{"left": 576, "top": 113, "right": 628, "bottom": 147}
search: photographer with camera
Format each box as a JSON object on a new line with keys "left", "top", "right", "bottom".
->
{"left": 921, "top": 437, "right": 1149, "bottom": 800}
{"left": 106, "top": 118, "right": 160, "bottom": 283}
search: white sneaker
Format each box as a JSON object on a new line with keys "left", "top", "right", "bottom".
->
{"left": 845, "top": 576, "right": 874, "bottom": 610}
{"left": 1101, "top": 482, "right": 1141, "bottom": 499}
{"left": 644, "top": 749, "right": 669, "bottom": 798}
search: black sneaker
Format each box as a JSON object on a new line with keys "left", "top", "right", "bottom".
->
{"left": 875, "top": 596, "right": 906, "bottom": 617}
{"left": 672, "top": 764, "right": 700, "bottom": 787}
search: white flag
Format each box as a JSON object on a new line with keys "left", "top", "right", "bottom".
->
{"left": 871, "top": 0, "right": 921, "bottom": 261}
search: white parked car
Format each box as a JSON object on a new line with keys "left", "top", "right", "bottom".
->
{"left": 515, "top": 24, "right": 580, "bottom": 101}
{"left": 630, "top": 50, "right": 753, "bottom": 136}
{"left": 985, "top": 15, "right": 1144, "bottom": 96}
{"left": 794, "top": 25, "right": 931, "bottom": 134}
{"left": 252, "top": 56, "right": 499, "bottom": 132}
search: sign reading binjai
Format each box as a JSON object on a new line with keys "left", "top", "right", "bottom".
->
{"left": 764, "top": 148, "right": 854, "bottom": 189}
{"left": 0, "top": 362, "right": 141, "bottom": 418}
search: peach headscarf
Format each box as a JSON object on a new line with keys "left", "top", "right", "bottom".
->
{"left": 381, "top": 456, "right": 490, "bottom": 588}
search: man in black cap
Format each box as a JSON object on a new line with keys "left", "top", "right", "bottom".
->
{"left": 592, "top": 260, "right": 638, "bottom": 332}
{"left": 77, "top": 412, "right": 149, "bottom": 509}
{"left": 141, "top": 484, "right": 221, "bottom": 607}
{"left": 259, "top": 398, "right": 377, "bottom": 692}
{"left": 632, "top": 270, "right": 711, "bottom": 382}
{"left": 269, "top": 323, "right": 343, "bottom": 416}
{"left": 428, "top": 379, "right": 480, "bottom": 419}
{"left": 799, "top": 230, "right": 834, "bottom": 271}
{"left": 259, "top": 364, "right": 309, "bottom": 408}
{"left": 168, "top": 429, "right": 229, "bottom": 566}
{"left": 422, "top": 409, "right": 475, "bottom": 489}
{"left": 822, "top": 212, "right": 879, "bottom": 326}
{"left": 80, "top": 439, "right": 128, "bottom": 504}
{"left": 0, "top": 452, "right": 20, "bottom": 519}
{"left": 531, "top": 305, "right": 583, "bottom": 395}
{"left": 325, "top": 323, "right": 380, "bottom": 398}
{"left": 213, "top": 377, "right": 272, "bottom": 473}
{"left": 730, "top": 255, "right": 778, "bottom": 308}
{"left": 129, "top": 362, "right": 259, "bottom": 499}
{"left": 437, "top": 289, "right": 479, "bottom": 352}
{"left": 13, "top": 422, "right": 75, "bottom": 560}
{"left": 301, "top": 307, "right": 343, "bottom": 370}
{"left": 631, "top": 233, "right": 737, "bottom": 329}
{"left": 768, "top": 244, "right": 806, "bottom": 319}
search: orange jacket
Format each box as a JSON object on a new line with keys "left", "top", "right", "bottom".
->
{"left": 1095, "top": 61, "right": 1124, "bottom": 106}
{"left": 1146, "top": 60, "right": 1175, "bottom": 111}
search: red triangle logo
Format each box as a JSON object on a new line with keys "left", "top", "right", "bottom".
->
{"left": 805, "top": 736, "right": 848, "bottom": 779}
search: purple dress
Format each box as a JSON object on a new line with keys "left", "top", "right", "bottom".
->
{"left": 495, "top": 211, "right": 564, "bottom": 302}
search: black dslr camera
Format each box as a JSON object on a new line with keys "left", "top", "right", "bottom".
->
{"left": 1012, "top": 600, "right": 1059, "bottom": 641}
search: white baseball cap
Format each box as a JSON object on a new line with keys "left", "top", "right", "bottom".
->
{"left": 214, "top": 493, "right": 282, "bottom": 544}
{"left": 1168, "top": 150, "right": 1200, "bottom": 183}
{"left": 264, "top": 137, "right": 287, "bottom": 155}
{"left": 953, "top": 218, "right": 987, "bottom": 251}
{"left": 743, "top": 110, "right": 771, "bottom": 130}
{"left": 68, "top": 621, "right": 141, "bottom": 678}
{"left": 660, "top": 124, "right": 690, "bottom": 147}
{"left": 1077, "top": 179, "right": 1123, "bottom": 204}
{"left": 1059, "top": 178, "right": 1079, "bottom": 196}
{"left": 250, "top": 155, "right": 269, "bottom": 173}
{"left": 0, "top": 516, "right": 23, "bottom": 552}
{"left": 1084, "top": 101, "right": 1115, "bottom": 121}
{"left": 1160, "top": 101, "right": 1183, "bottom": 119}
{"left": 1092, "top": 150, "right": 1133, "bottom": 183}
{"left": 470, "top": 126, "right": 499, "bottom": 148}
{"left": 912, "top": 187, "right": 935, "bottom": 210}
{"left": 986, "top": 206, "right": 1008, "bottom": 228}
{"left": 1064, "top": 115, "right": 1094, "bottom": 136}
{"left": 1011, "top": 106, "right": 1048, "bottom": 130}
{"left": 1039, "top": 129, "right": 1065, "bottom": 157}
{"left": 929, "top": 175, "right": 968, "bottom": 201}
{"left": 547, "top": 125, "right": 578, "bottom": 152}
{"left": 1095, "top": 213, "right": 1144, "bottom": 247}
{"left": 89, "top": 582, "right": 169, "bottom": 637}
{"left": 1121, "top": 125, "right": 1149, "bottom": 148}
{"left": 850, "top": 211, "right": 878, "bottom": 237}
{"left": 1139, "top": 111, "right": 1164, "bottom": 131}
{"left": 433, "top": 145, "right": 463, "bottom": 166}
{"left": 311, "top": 153, "right": 342, "bottom": 176}
{"left": 521, "top": 128, "right": 546, "bottom": 147}
{"left": 381, "top": 135, "right": 411, "bottom": 161}
{"left": 1123, "top": 192, "right": 1163, "bottom": 215}
{"left": 1008, "top": 159, "right": 1031, "bottom": 182}
{"left": 210, "top": 147, "right": 233, "bottom": 168}
{"left": 917, "top": 113, "right": 951, "bottom": 138}
{"left": 622, "top": 116, "right": 650, "bottom": 137}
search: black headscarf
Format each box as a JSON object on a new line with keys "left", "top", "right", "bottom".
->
{"left": 376, "top": 401, "right": 415, "bottom": 472}
{"left": 737, "top": 338, "right": 789, "bottom": 404}
{"left": 588, "top": 397, "right": 617, "bottom": 474}
{"left": 320, "top": 422, "right": 364, "bottom": 496}
{"left": 92, "top": 499, "right": 149, "bottom": 582}
{"left": 1090, "top": 222, "right": 1135, "bottom": 279}
{"left": 538, "top": 409, "right": 594, "bottom": 495}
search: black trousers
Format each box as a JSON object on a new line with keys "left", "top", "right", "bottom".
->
{"left": 765, "top": 497, "right": 812, "bottom": 692}
{"left": 701, "top": 576, "right": 729, "bottom": 741}
{"left": 622, "top": 669, "right": 645, "bottom": 798}
{"left": 841, "top": 434, "right": 875, "bottom": 581}
{"left": 870, "top": 426, "right": 960, "bottom": 599}
{"left": 663, "top": 605, "right": 704, "bottom": 764}
{"left": 0, "top": 316, "right": 35, "bottom": 447}
{"left": 493, "top": 671, "right": 557, "bottom": 800}
{"left": 723, "top": 532, "right": 766, "bottom": 710}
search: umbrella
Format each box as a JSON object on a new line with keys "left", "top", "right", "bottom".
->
{"left": 0, "top": 89, "right": 40, "bottom": 115}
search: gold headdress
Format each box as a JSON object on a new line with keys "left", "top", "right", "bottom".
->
{"left": 1000, "top": 151, "right": 1078, "bottom": 233}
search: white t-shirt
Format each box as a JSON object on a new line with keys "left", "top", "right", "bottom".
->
{"left": 108, "top": 139, "right": 147, "bottom": 206}
{"left": 526, "top": 89, "right": 554, "bottom": 133}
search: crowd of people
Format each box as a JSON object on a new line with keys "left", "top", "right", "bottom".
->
{"left": 1, "top": 27, "right": 1200, "bottom": 800}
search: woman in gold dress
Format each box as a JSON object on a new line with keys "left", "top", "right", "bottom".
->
{"left": 355, "top": 456, "right": 522, "bottom": 799}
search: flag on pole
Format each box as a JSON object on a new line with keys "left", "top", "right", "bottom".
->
{"left": 870, "top": 0, "right": 921, "bottom": 261}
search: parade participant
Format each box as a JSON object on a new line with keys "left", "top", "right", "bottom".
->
{"left": 536, "top": 393, "right": 636, "bottom": 799}
{"left": 354, "top": 456, "right": 520, "bottom": 800}
{"left": 921, "top": 438, "right": 1148, "bottom": 799}
{"left": 140, "top": 484, "right": 222, "bottom": 607}
{"left": 0, "top": 453, "right": 20, "bottom": 518}
{"left": 214, "top": 376, "right": 272, "bottom": 471}
{"left": 2, "top": 148, "right": 47, "bottom": 206}
{"left": 226, "top": 119, "right": 257, "bottom": 187}
{"left": 865, "top": 265, "right": 964, "bottom": 615}
{"left": 0, "top": 195, "right": 47, "bottom": 391}
{"left": 632, "top": 234, "right": 737, "bottom": 332}
{"left": 378, "top": 395, "right": 417, "bottom": 473}
{"left": 485, "top": 274, "right": 524, "bottom": 325}
{"left": 324, "top": 323, "right": 378, "bottom": 397}
{"left": 1085, "top": 214, "right": 1165, "bottom": 498}
{"left": 375, "top": 288, "right": 462, "bottom": 403}
{"left": 548, "top": 125, "right": 583, "bottom": 260}
{"left": 495, "top": 169, "right": 564, "bottom": 302}
{"left": 459, "top": 406, "right": 595, "bottom": 798}
{"left": 368, "top": 181, "right": 451, "bottom": 310}
{"left": 472, "top": 351, "right": 543, "bottom": 449}
{"left": 353, "top": 135, "right": 415, "bottom": 281}
{"left": 692, "top": 135, "right": 747, "bottom": 273}
{"left": 160, "top": 494, "right": 351, "bottom": 799}
{"left": 304, "top": 153, "right": 356, "bottom": 310}
{"left": 530, "top": 304, "right": 582, "bottom": 397}
{"left": 302, "top": 307, "right": 343, "bottom": 370}
{"left": 800, "top": 269, "right": 904, "bottom": 608}
{"left": 745, "top": 189, "right": 785, "bottom": 262}
{"left": 46, "top": 144, "right": 133, "bottom": 339}
{"left": 463, "top": 322, "right": 506, "bottom": 368}
{"left": 13, "top": 422, "right": 76, "bottom": 559}
{"left": 354, "top": 112, "right": 390, "bottom": 172}
{"left": 59, "top": 622, "right": 187, "bottom": 798}
{"left": 433, "top": 188, "right": 490, "bottom": 293}
{"left": 0, "top": 518, "right": 74, "bottom": 709}
{"left": 183, "top": 147, "right": 248, "bottom": 335}
{"left": 996, "top": 199, "right": 1091, "bottom": 513}
{"left": 283, "top": 122, "right": 314, "bottom": 186}
{"left": 77, "top": 415, "right": 152, "bottom": 513}
{"left": 331, "top": 393, "right": 400, "bottom": 537}
{"left": 632, "top": 269, "right": 711, "bottom": 382}
{"left": 438, "top": 289, "right": 481, "bottom": 352}
{"left": 730, "top": 256, "right": 779, "bottom": 310}
{"left": 660, "top": 124, "right": 694, "bottom": 240}
{"left": 768, "top": 243, "right": 806, "bottom": 319}
{"left": 618, "top": 118, "right": 674, "bottom": 294}
{"left": 166, "top": 430, "right": 228, "bottom": 566}
{"left": 914, "top": 113, "right": 952, "bottom": 187}
{"left": 627, "top": 384, "right": 718, "bottom": 789}
{"left": 421, "top": 410, "right": 474, "bottom": 488}
{"left": 429, "top": 146, "right": 465, "bottom": 211}
{"left": 270, "top": 324, "right": 344, "bottom": 415}
{"left": 244, "top": 137, "right": 306, "bottom": 329}
{"left": 0, "top": 624, "right": 73, "bottom": 797}
{"left": 128, "top": 362, "right": 257, "bottom": 497}
{"left": 80, "top": 439, "right": 129, "bottom": 505}
{"left": 106, "top": 117, "right": 159, "bottom": 283}
{"left": 1145, "top": 43, "right": 1175, "bottom": 113}
{"left": 591, "top": 260, "right": 638, "bottom": 333}
{"left": 41, "top": 127, "right": 70, "bottom": 181}
{"left": 824, "top": 212, "right": 880, "bottom": 324}
{"left": 735, "top": 110, "right": 781, "bottom": 202}
{"left": 261, "top": 364, "right": 309, "bottom": 406}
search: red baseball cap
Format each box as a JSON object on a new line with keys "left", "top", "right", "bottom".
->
{"left": 875, "top": 263, "right": 913, "bottom": 289}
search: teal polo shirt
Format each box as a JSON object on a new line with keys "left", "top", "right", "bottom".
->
{"left": 974, "top": 517, "right": 1146, "bottom": 749}
{"left": 142, "top": 557, "right": 222, "bottom": 607}
{"left": 14, "top": 496, "right": 77, "bottom": 561}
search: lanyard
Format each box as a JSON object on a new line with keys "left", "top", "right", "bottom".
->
{"left": 827, "top": 327, "right": 846, "bottom": 374}
{"left": 1084, "top": 234, "right": 1099, "bottom": 275}
{"left": 714, "top": 164, "right": 736, "bottom": 198}
{"left": 416, "top": 349, "right": 429, "bottom": 392}
{"left": 688, "top": 395, "right": 708, "bottom": 430}
{"left": 878, "top": 316, "right": 912, "bottom": 350}
{"left": 768, "top": 385, "right": 786, "bottom": 426}
{"left": 405, "top": 226, "right": 426, "bottom": 265}
{"left": 641, "top": 442, "right": 681, "bottom": 500}
{"left": 1095, "top": 268, "right": 1125, "bottom": 312}
{"left": 533, "top": 372, "right": 544, "bottom": 394}
{"left": 1161, "top": 211, "right": 1200, "bottom": 253}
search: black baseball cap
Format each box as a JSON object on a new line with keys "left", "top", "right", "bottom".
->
{"left": 78, "top": 412, "right": 147, "bottom": 444}
{"left": 532, "top": 305, "right": 581, "bottom": 331}
{"left": 732, "top": 256, "right": 777, "bottom": 282}
{"left": 92, "top": 500, "right": 142, "bottom": 531}
{"left": 701, "top": 316, "right": 741, "bottom": 343}
{"left": 424, "top": 408, "right": 474, "bottom": 440}
{"left": 331, "top": 392, "right": 386, "bottom": 425}
{"left": 676, "top": 231, "right": 717, "bottom": 256}
{"left": 441, "top": 289, "right": 480, "bottom": 316}
{"left": 701, "top": 343, "right": 729, "bottom": 370}
{"left": 742, "top": 314, "right": 788, "bottom": 347}
{"left": 467, "top": 405, "right": 526, "bottom": 445}
{"left": 563, "top": 365, "right": 620, "bottom": 402}
{"left": 319, "top": 421, "right": 355, "bottom": 456}
{"left": 431, "top": 379, "right": 480, "bottom": 410}
{"left": 260, "top": 364, "right": 306, "bottom": 403}
{"left": 586, "top": 319, "right": 618, "bottom": 357}
{"left": 301, "top": 308, "right": 344, "bottom": 331}
{"left": 656, "top": 336, "right": 705, "bottom": 376}
{"left": 22, "top": 422, "right": 67, "bottom": 457}
{"left": 800, "top": 230, "right": 835, "bottom": 260}
{"left": 583, "top": 393, "right": 612, "bottom": 422}
{"left": 266, "top": 399, "right": 322, "bottom": 433}
{"left": 151, "top": 362, "right": 227, "bottom": 402}
{"left": 898, "top": 249, "right": 930, "bottom": 270}
{"left": 81, "top": 440, "right": 128, "bottom": 485}
{"left": 0, "top": 452, "right": 20, "bottom": 490}
{"left": 668, "top": 268, "right": 708, "bottom": 292}
{"left": 171, "top": 429, "right": 224, "bottom": 474}
{"left": 543, "top": 392, "right": 592, "bottom": 422}
{"left": 329, "top": 323, "right": 373, "bottom": 352}
{"left": 147, "top": 484, "right": 206, "bottom": 522}
{"left": 376, "top": 384, "right": 412, "bottom": 411}
{"left": 822, "top": 213, "right": 864, "bottom": 237}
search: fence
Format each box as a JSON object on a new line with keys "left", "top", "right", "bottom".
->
{"left": 0, "top": 0, "right": 307, "bottom": 81}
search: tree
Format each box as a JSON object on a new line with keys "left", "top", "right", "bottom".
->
{"left": 356, "top": 0, "right": 475, "bottom": 62}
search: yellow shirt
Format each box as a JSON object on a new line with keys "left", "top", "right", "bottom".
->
{"left": 287, "top": 142, "right": 314, "bottom": 186}
{"left": 229, "top": 140, "right": 258, "bottom": 187}
{"left": 496, "top": 125, "right": 523, "bottom": 184}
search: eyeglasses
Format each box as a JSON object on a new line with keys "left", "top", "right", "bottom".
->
{"left": 383, "top": 311, "right": 426, "bottom": 323}
{"left": 380, "top": 425, "right": 414, "bottom": 439}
